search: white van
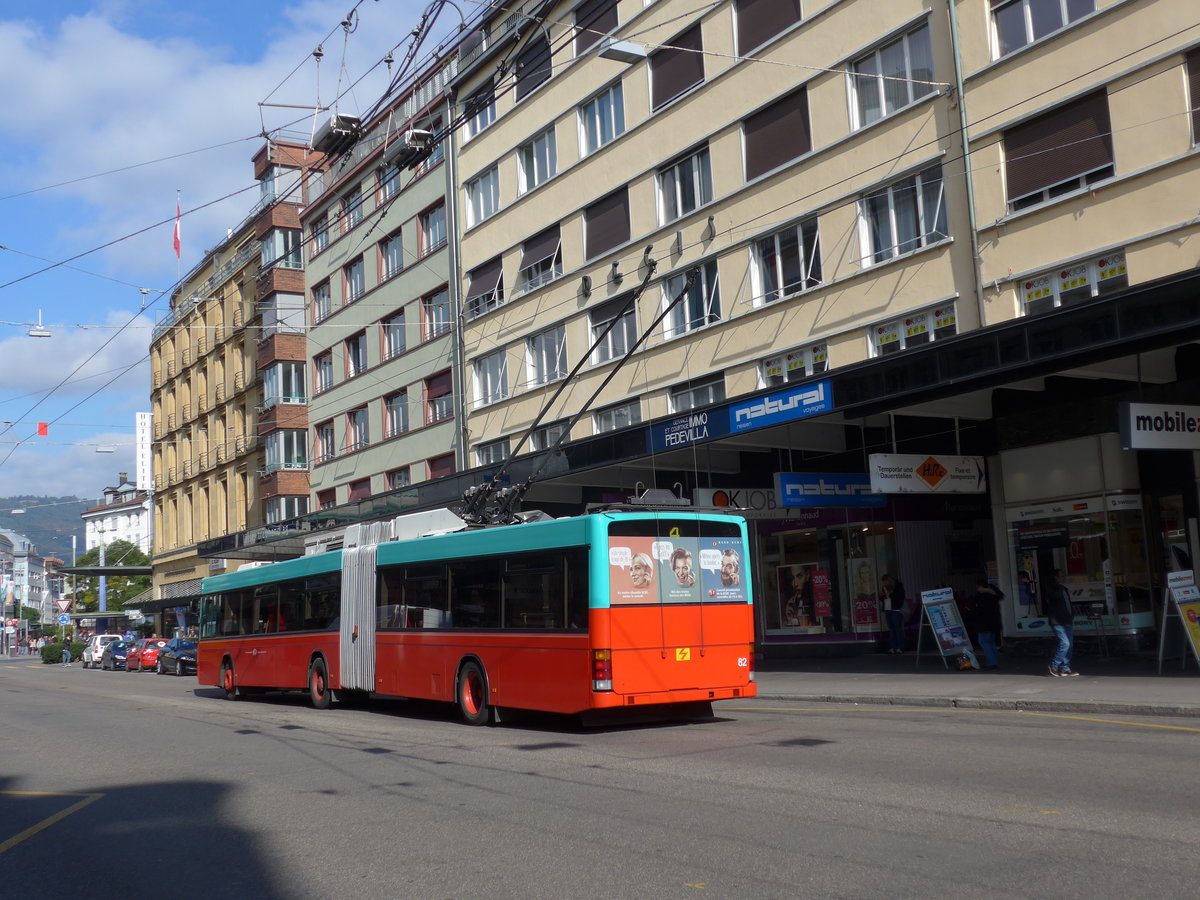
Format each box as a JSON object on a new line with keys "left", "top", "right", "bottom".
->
{"left": 83, "top": 634, "right": 123, "bottom": 669}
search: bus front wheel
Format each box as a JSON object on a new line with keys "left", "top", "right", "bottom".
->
{"left": 457, "top": 660, "right": 490, "bottom": 726}
{"left": 308, "top": 658, "right": 332, "bottom": 710}
{"left": 221, "top": 661, "right": 240, "bottom": 701}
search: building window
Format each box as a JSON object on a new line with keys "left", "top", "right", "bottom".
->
{"left": 585, "top": 187, "right": 630, "bottom": 259}
{"left": 264, "top": 429, "right": 307, "bottom": 472}
{"left": 345, "top": 332, "right": 368, "bottom": 378}
{"left": 670, "top": 375, "right": 725, "bottom": 413}
{"left": 760, "top": 344, "right": 828, "bottom": 387}
{"left": 384, "top": 389, "right": 409, "bottom": 438}
{"left": 317, "top": 488, "right": 336, "bottom": 510}
{"left": 664, "top": 260, "right": 721, "bottom": 338}
{"left": 515, "top": 31, "right": 552, "bottom": 100}
{"left": 744, "top": 87, "right": 811, "bottom": 181}
{"left": 265, "top": 495, "right": 308, "bottom": 525}
{"left": 423, "top": 288, "right": 450, "bottom": 339}
{"left": 262, "top": 227, "right": 302, "bottom": 269}
{"left": 579, "top": 82, "right": 625, "bottom": 155}
{"left": 735, "top": 0, "right": 801, "bottom": 54}
{"left": 518, "top": 127, "right": 557, "bottom": 194}
{"left": 575, "top": 0, "right": 618, "bottom": 55}
{"left": 993, "top": 0, "right": 1093, "bottom": 58}
{"left": 517, "top": 226, "right": 562, "bottom": 293}
{"left": 753, "top": 216, "right": 821, "bottom": 304}
{"left": 465, "top": 165, "right": 500, "bottom": 227}
{"left": 527, "top": 325, "right": 567, "bottom": 387}
{"left": 313, "top": 351, "right": 334, "bottom": 395}
{"left": 657, "top": 145, "right": 712, "bottom": 224}
{"left": 419, "top": 203, "right": 446, "bottom": 255}
{"left": 382, "top": 310, "right": 406, "bottom": 360}
{"left": 425, "top": 371, "right": 453, "bottom": 424}
{"left": 379, "top": 162, "right": 400, "bottom": 201}
{"left": 1005, "top": 91, "right": 1113, "bottom": 212}
{"left": 1021, "top": 251, "right": 1127, "bottom": 316}
{"left": 872, "top": 305, "right": 957, "bottom": 356}
{"left": 314, "top": 421, "right": 336, "bottom": 464}
{"left": 851, "top": 22, "right": 935, "bottom": 129}
{"left": 474, "top": 349, "right": 509, "bottom": 407}
{"left": 530, "top": 420, "right": 569, "bottom": 451}
{"left": 1188, "top": 49, "right": 1200, "bottom": 145}
{"left": 263, "top": 361, "right": 305, "bottom": 407}
{"left": 311, "top": 281, "right": 331, "bottom": 323}
{"left": 344, "top": 257, "right": 366, "bottom": 303}
{"left": 387, "top": 467, "right": 410, "bottom": 491}
{"left": 593, "top": 399, "right": 641, "bottom": 433}
{"left": 381, "top": 230, "right": 403, "bottom": 280}
{"left": 428, "top": 452, "right": 455, "bottom": 480}
{"left": 464, "top": 80, "right": 496, "bottom": 139}
{"left": 860, "top": 164, "right": 947, "bottom": 264}
{"left": 465, "top": 258, "right": 504, "bottom": 319}
{"left": 476, "top": 438, "right": 510, "bottom": 466}
{"left": 348, "top": 478, "right": 372, "bottom": 502}
{"left": 311, "top": 214, "right": 329, "bottom": 255}
{"left": 421, "top": 117, "right": 444, "bottom": 170}
{"left": 346, "top": 407, "right": 369, "bottom": 452}
{"left": 341, "top": 190, "right": 364, "bottom": 232}
{"left": 650, "top": 23, "right": 704, "bottom": 110}
{"left": 590, "top": 294, "right": 636, "bottom": 364}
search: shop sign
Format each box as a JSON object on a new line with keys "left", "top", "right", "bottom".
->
{"left": 1118, "top": 401, "right": 1200, "bottom": 450}
{"left": 729, "top": 380, "right": 832, "bottom": 434}
{"left": 868, "top": 453, "right": 986, "bottom": 493}
{"left": 649, "top": 409, "right": 730, "bottom": 452}
{"left": 774, "top": 473, "right": 886, "bottom": 508}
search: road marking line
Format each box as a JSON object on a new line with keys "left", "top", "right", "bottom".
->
{"left": 0, "top": 791, "right": 104, "bottom": 854}
{"left": 723, "top": 705, "right": 1200, "bottom": 732}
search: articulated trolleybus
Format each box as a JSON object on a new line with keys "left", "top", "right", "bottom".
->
{"left": 197, "top": 509, "right": 756, "bottom": 724}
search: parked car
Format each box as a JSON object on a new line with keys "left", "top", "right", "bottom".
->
{"left": 127, "top": 638, "right": 169, "bottom": 672}
{"left": 82, "top": 634, "right": 123, "bottom": 669}
{"left": 156, "top": 638, "right": 197, "bottom": 676}
{"left": 100, "top": 640, "right": 131, "bottom": 671}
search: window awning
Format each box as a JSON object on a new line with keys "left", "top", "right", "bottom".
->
{"left": 465, "top": 257, "right": 503, "bottom": 303}
{"left": 519, "top": 226, "right": 561, "bottom": 272}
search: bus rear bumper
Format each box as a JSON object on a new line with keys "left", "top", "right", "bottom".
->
{"left": 592, "top": 682, "right": 757, "bottom": 710}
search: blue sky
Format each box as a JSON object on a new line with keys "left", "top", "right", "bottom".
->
{"left": 0, "top": 0, "right": 457, "bottom": 502}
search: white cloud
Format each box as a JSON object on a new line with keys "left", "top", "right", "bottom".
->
{"left": 0, "top": 429, "right": 136, "bottom": 499}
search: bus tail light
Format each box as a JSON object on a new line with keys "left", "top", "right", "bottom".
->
{"left": 592, "top": 649, "right": 612, "bottom": 691}
{"left": 748, "top": 644, "right": 756, "bottom": 683}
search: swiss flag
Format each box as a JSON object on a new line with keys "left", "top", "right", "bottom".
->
{"left": 173, "top": 202, "right": 181, "bottom": 258}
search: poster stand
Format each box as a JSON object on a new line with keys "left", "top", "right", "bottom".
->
{"left": 916, "top": 587, "right": 979, "bottom": 671}
{"left": 1157, "top": 570, "right": 1200, "bottom": 675}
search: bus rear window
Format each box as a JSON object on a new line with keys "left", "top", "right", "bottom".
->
{"left": 607, "top": 519, "right": 747, "bottom": 606}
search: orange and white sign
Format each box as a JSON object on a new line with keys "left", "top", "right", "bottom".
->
{"left": 868, "top": 453, "right": 987, "bottom": 493}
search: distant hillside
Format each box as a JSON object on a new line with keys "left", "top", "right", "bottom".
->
{"left": 0, "top": 496, "right": 90, "bottom": 562}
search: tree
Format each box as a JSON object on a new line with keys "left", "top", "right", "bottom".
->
{"left": 71, "top": 540, "right": 151, "bottom": 612}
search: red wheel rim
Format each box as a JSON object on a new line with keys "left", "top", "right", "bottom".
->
{"left": 223, "top": 667, "right": 233, "bottom": 693}
{"left": 463, "top": 670, "right": 483, "bottom": 715}
{"left": 312, "top": 668, "right": 325, "bottom": 700}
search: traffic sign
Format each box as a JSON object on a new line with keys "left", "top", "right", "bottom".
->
{"left": 57, "top": 613, "right": 71, "bottom": 625}
{"left": 56, "top": 599, "right": 70, "bottom": 613}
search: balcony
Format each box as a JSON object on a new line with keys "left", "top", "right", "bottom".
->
{"left": 216, "top": 383, "right": 227, "bottom": 402}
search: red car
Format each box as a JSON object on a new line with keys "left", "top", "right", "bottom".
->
{"left": 127, "top": 639, "right": 169, "bottom": 672}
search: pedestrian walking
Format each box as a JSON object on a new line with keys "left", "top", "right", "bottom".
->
{"left": 1047, "top": 569, "right": 1079, "bottom": 676}
{"left": 881, "top": 574, "right": 907, "bottom": 654}
{"left": 974, "top": 578, "right": 1004, "bottom": 669}
{"left": 61, "top": 640, "right": 72, "bottom": 666}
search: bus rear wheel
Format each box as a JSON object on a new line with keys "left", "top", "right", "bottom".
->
{"left": 221, "top": 661, "right": 240, "bottom": 701}
{"left": 457, "top": 660, "right": 490, "bottom": 726}
{"left": 308, "top": 658, "right": 331, "bottom": 710}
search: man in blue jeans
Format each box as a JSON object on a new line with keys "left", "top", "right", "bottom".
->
{"left": 881, "top": 574, "right": 907, "bottom": 654}
{"left": 1047, "top": 569, "right": 1079, "bottom": 676}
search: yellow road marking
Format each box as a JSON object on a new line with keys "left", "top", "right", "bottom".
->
{"left": 0, "top": 791, "right": 104, "bottom": 854}
{"left": 722, "top": 705, "right": 1200, "bottom": 733}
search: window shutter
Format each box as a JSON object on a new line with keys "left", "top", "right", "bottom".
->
{"left": 465, "top": 257, "right": 503, "bottom": 305}
{"left": 744, "top": 88, "right": 810, "bottom": 180}
{"left": 735, "top": 0, "right": 802, "bottom": 54}
{"left": 650, "top": 23, "right": 704, "bottom": 110}
{"left": 1004, "top": 91, "right": 1113, "bottom": 200}
{"left": 575, "top": 0, "right": 619, "bottom": 55}
{"left": 519, "top": 225, "right": 562, "bottom": 272}
{"left": 585, "top": 188, "right": 630, "bottom": 259}
{"left": 1188, "top": 49, "right": 1200, "bottom": 145}
{"left": 515, "top": 32, "right": 552, "bottom": 100}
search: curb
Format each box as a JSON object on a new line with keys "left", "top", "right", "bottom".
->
{"left": 755, "top": 692, "right": 1200, "bottom": 719}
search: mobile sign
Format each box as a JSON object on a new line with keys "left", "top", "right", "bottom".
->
{"left": 919, "top": 587, "right": 978, "bottom": 669}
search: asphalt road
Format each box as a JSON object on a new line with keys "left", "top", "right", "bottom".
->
{"left": 2, "top": 661, "right": 1198, "bottom": 899}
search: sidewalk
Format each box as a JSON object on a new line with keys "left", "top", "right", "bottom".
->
{"left": 754, "top": 649, "right": 1200, "bottom": 718}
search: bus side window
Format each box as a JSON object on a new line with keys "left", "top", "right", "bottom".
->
{"left": 450, "top": 559, "right": 502, "bottom": 629}
{"left": 565, "top": 548, "right": 589, "bottom": 630}
{"left": 404, "top": 564, "right": 448, "bottom": 628}
{"left": 304, "top": 573, "right": 339, "bottom": 630}
{"left": 277, "top": 579, "right": 303, "bottom": 632}
{"left": 221, "top": 591, "right": 241, "bottom": 635}
{"left": 377, "top": 569, "right": 405, "bottom": 629}
{"left": 254, "top": 585, "right": 278, "bottom": 634}
{"left": 504, "top": 555, "right": 561, "bottom": 630}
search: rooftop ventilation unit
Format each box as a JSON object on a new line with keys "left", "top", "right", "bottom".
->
{"left": 383, "top": 128, "right": 436, "bottom": 169}
{"left": 312, "top": 114, "right": 363, "bottom": 155}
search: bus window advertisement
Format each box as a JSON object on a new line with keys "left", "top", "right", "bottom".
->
{"left": 657, "top": 537, "right": 701, "bottom": 602}
{"left": 701, "top": 538, "right": 747, "bottom": 603}
{"left": 609, "top": 536, "right": 748, "bottom": 605}
{"left": 609, "top": 538, "right": 656, "bottom": 605}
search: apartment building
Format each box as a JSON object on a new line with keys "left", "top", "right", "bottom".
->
{"left": 443, "top": 0, "right": 1200, "bottom": 652}
{"left": 150, "top": 140, "right": 323, "bottom": 617}
{"left": 301, "top": 64, "right": 459, "bottom": 510}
